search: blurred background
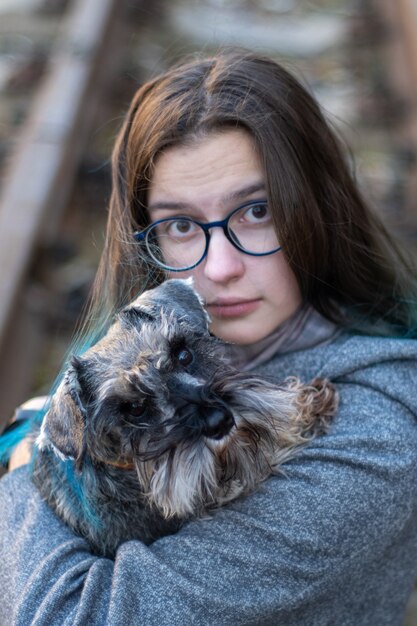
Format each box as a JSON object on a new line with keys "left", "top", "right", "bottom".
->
{"left": 0, "top": 0, "right": 416, "bottom": 620}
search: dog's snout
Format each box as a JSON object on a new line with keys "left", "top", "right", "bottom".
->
{"left": 167, "top": 375, "right": 234, "bottom": 439}
{"left": 168, "top": 376, "right": 206, "bottom": 406}
{"left": 201, "top": 406, "right": 235, "bottom": 440}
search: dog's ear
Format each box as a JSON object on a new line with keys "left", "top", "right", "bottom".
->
{"left": 161, "top": 278, "right": 210, "bottom": 329}
{"left": 37, "top": 357, "right": 87, "bottom": 462}
{"left": 126, "top": 278, "right": 210, "bottom": 332}
{"left": 119, "top": 306, "right": 155, "bottom": 329}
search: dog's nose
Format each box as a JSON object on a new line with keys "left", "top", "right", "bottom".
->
{"left": 200, "top": 406, "right": 235, "bottom": 440}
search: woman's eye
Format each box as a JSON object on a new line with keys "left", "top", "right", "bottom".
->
{"left": 243, "top": 203, "right": 270, "bottom": 223}
{"left": 174, "top": 346, "right": 194, "bottom": 366}
{"left": 166, "top": 219, "right": 197, "bottom": 238}
{"left": 119, "top": 401, "right": 146, "bottom": 418}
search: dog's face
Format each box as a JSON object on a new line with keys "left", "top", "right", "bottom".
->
{"left": 38, "top": 280, "right": 242, "bottom": 506}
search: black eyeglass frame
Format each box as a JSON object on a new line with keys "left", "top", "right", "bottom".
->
{"left": 133, "top": 199, "right": 282, "bottom": 272}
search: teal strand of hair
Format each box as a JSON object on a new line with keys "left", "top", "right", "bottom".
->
{"left": 0, "top": 405, "right": 46, "bottom": 467}
{"left": 0, "top": 419, "right": 33, "bottom": 466}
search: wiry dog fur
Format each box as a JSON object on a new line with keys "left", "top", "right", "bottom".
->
{"left": 33, "top": 278, "right": 338, "bottom": 557}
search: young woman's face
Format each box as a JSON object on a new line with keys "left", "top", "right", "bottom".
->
{"left": 147, "top": 129, "right": 302, "bottom": 345}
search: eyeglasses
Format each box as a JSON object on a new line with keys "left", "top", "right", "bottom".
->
{"left": 133, "top": 199, "right": 282, "bottom": 272}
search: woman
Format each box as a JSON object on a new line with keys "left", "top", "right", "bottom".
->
{"left": 1, "top": 50, "right": 417, "bottom": 625}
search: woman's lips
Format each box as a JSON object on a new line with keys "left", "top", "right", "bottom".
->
{"left": 206, "top": 299, "right": 261, "bottom": 318}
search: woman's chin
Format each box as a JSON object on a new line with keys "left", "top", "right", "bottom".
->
{"left": 210, "top": 318, "right": 268, "bottom": 346}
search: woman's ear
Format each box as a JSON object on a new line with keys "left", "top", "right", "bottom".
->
{"left": 36, "top": 357, "right": 87, "bottom": 463}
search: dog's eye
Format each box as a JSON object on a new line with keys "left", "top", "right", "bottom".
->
{"left": 119, "top": 401, "right": 146, "bottom": 418}
{"left": 174, "top": 347, "right": 193, "bottom": 366}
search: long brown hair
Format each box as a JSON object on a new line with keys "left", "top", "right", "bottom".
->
{"left": 81, "top": 49, "right": 417, "bottom": 344}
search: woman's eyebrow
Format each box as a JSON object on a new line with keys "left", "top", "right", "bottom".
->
{"left": 224, "top": 182, "right": 266, "bottom": 203}
{"left": 148, "top": 182, "right": 266, "bottom": 211}
{"left": 148, "top": 200, "right": 193, "bottom": 211}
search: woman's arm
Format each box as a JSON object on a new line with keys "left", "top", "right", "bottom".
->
{"left": 1, "top": 381, "right": 417, "bottom": 626}
{"left": 8, "top": 438, "right": 31, "bottom": 471}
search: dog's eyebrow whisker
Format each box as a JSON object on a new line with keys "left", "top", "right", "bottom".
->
{"left": 120, "top": 419, "right": 150, "bottom": 430}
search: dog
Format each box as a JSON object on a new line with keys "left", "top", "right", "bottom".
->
{"left": 32, "top": 278, "right": 338, "bottom": 557}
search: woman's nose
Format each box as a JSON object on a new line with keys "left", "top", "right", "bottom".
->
{"left": 202, "top": 228, "right": 245, "bottom": 283}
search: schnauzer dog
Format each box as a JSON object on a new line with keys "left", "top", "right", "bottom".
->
{"left": 33, "top": 278, "right": 338, "bottom": 557}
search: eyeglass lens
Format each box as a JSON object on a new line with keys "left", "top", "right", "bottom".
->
{"left": 144, "top": 202, "right": 280, "bottom": 271}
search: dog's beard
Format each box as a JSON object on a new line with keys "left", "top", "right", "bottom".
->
{"left": 141, "top": 441, "right": 218, "bottom": 519}
{"left": 132, "top": 376, "right": 318, "bottom": 520}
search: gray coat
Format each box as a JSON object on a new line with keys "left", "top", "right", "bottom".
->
{"left": 1, "top": 332, "right": 417, "bottom": 625}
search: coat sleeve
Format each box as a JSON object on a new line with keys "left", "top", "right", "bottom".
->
{"left": 1, "top": 381, "right": 417, "bottom": 626}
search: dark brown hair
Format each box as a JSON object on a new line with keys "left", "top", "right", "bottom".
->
{"left": 82, "top": 49, "right": 417, "bottom": 342}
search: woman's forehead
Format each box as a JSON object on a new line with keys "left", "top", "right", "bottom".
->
{"left": 147, "top": 129, "right": 265, "bottom": 211}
